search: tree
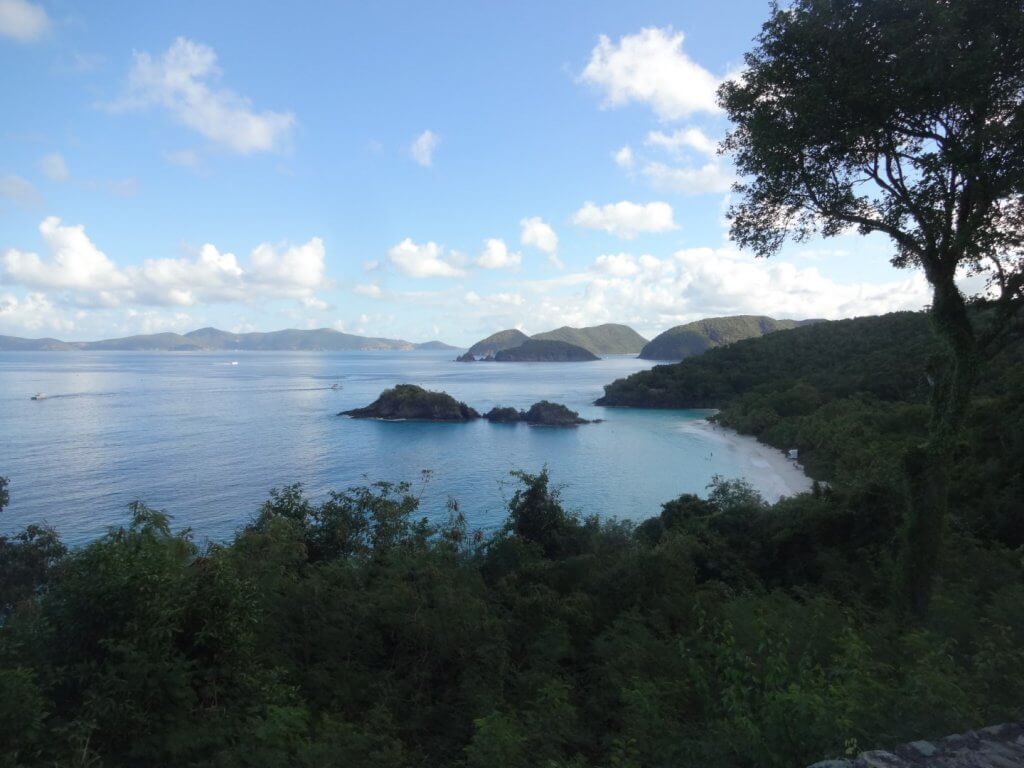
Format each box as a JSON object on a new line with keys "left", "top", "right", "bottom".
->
{"left": 719, "top": 0, "right": 1024, "bottom": 612}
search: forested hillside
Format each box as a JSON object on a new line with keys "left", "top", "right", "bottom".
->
{"left": 600, "top": 311, "right": 1024, "bottom": 546}
{"left": 638, "top": 315, "right": 813, "bottom": 360}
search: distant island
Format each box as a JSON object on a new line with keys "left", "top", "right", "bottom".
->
{"left": 638, "top": 315, "right": 820, "bottom": 361}
{"left": 493, "top": 339, "right": 599, "bottom": 362}
{"left": 459, "top": 323, "right": 643, "bottom": 361}
{"left": 0, "top": 327, "right": 460, "bottom": 353}
{"left": 342, "top": 384, "right": 597, "bottom": 426}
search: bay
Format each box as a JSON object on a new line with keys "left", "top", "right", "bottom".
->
{"left": 1, "top": 350, "right": 797, "bottom": 545}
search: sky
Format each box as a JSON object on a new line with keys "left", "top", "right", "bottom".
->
{"left": 0, "top": 0, "right": 933, "bottom": 345}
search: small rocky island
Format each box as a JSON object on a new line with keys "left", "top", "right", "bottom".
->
{"left": 484, "top": 401, "right": 598, "bottom": 426}
{"left": 342, "top": 385, "right": 598, "bottom": 426}
{"left": 340, "top": 384, "right": 480, "bottom": 421}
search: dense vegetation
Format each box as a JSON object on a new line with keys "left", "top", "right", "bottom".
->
{"left": 599, "top": 310, "right": 1024, "bottom": 547}
{"left": 639, "top": 315, "right": 813, "bottom": 361}
{"left": 2, "top": 436, "right": 1022, "bottom": 768}
{"left": 484, "top": 401, "right": 594, "bottom": 426}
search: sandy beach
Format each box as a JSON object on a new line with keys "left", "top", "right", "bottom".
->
{"left": 679, "top": 417, "right": 813, "bottom": 502}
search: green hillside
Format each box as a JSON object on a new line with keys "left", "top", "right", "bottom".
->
{"left": 639, "top": 315, "right": 814, "bottom": 360}
{"left": 531, "top": 323, "right": 647, "bottom": 355}
{"left": 599, "top": 311, "right": 1024, "bottom": 536}
{"left": 465, "top": 328, "right": 529, "bottom": 357}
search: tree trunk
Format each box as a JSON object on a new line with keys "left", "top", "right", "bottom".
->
{"left": 902, "top": 276, "right": 978, "bottom": 615}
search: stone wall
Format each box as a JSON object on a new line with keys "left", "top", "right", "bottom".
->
{"left": 809, "top": 722, "right": 1024, "bottom": 768}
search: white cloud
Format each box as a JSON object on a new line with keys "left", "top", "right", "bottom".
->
{"left": 0, "top": 0, "right": 49, "bottom": 42}
{"left": 476, "top": 238, "right": 521, "bottom": 270}
{"left": 0, "top": 292, "right": 73, "bottom": 334}
{"left": 547, "top": 254, "right": 566, "bottom": 270}
{"left": 40, "top": 153, "right": 70, "bottom": 182}
{"left": 571, "top": 200, "right": 677, "bottom": 239}
{"left": 512, "top": 247, "right": 930, "bottom": 336}
{"left": 113, "top": 37, "right": 294, "bottom": 154}
{"left": 0, "top": 174, "right": 41, "bottom": 208}
{"left": 3, "top": 217, "right": 129, "bottom": 305}
{"left": 248, "top": 238, "right": 325, "bottom": 295}
{"left": 354, "top": 282, "right": 382, "bottom": 298}
{"left": 387, "top": 238, "right": 465, "bottom": 278}
{"left": 642, "top": 161, "right": 734, "bottom": 195}
{"left": 410, "top": 129, "right": 439, "bottom": 167}
{"left": 580, "top": 27, "right": 721, "bottom": 120}
{"left": 593, "top": 253, "right": 642, "bottom": 277}
{"left": 646, "top": 127, "right": 717, "bottom": 156}
{"left": 613, "top": 145, "right": 634, "bottom": 169}
{"left": 1, "top": 217, "right": 328, "bottom": 309}
{"left": 520, "top": 216, "right": 559, "bottom": 255}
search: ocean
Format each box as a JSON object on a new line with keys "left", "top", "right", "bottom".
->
{"left": 1, "top": 350, "right": 784, "bottom": 545}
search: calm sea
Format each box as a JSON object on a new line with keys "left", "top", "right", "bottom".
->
{"left": 1, "top": 350, "right": 768, "bottom": 545}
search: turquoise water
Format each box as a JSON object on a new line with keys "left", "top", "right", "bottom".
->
{"left": 1, "top": 350, "right": 765, "bottom": 545}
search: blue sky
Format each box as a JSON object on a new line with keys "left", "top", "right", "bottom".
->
{"left": 0, "top": 0, "right": 930, "bottom": 344}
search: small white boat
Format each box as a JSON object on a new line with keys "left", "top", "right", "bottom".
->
{"left": 30, "top": 392, "right": 46, "bottom": 400}
{"left": 230, "top": 361, "right": 239, "bottom": 366}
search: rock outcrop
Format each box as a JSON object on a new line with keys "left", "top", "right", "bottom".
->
{"left": 808, "top": 722, "right": 1024, "bottom": 768}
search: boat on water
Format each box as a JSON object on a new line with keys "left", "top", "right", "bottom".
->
{"left": 30, "top": 392, "right": 46, "bottom": 400}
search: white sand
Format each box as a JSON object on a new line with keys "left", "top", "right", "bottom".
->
{"left": 679, "top": 417, "right": 813, "bottom": 502}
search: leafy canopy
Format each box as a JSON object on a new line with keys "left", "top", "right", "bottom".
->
{"left": 721, "top": 0, "right": 1024, "bottom": 346}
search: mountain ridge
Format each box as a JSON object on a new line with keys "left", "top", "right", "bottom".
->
{"left": 0, "top": 328, "right": 460, "bottom": 352}
{"left": 639, "top": 315, "right": 821, "bottom": 360}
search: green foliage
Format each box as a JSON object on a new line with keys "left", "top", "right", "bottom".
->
{"left": 0, "top": 459, "right": 1020, "bottom": 767}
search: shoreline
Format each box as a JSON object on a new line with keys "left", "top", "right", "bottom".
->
{"left": 679, "top": 416, "right": 813, "bottom": 502}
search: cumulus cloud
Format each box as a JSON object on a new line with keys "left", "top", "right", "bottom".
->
{"left": 1, "top": 217, "right": 328, "bottom": 309}
{"left": 387, "top": 238, "right": 465, "bottom": 278}
{"left": 476, "top": 238, "right": 521, "bottom": 270}
{"left": 0, "top": 292, "right": 73, "bottom": 334}
{"left": 0, "top": 174, "right": 41, "bottom": 208}
{"left": 0, "top": 0, "right": 49, "bottom": 42}
{"left": 580, "top": 27, "right": 721, "bottom": 120}
{"left": 571, "top": 200, "right": 677, "bottom": 239}
{"left": 592, "top": 252, "right": 642, "bottom": 277}
{"left": 646, "top": 127, "right": 717, "bottom": 156}
{"left": 3, "top": 217, "right": 129, "bottom": 305}
{"left": 112, "top": 37, "right": 295, "bottom": 154}
{"left": 613, "top": 145, "right": 634, "bottom": 169}
{"left": 520, "top": 216, "right": 559, "bottom": 255}
{"left": 642, "top": 161, "right": 734, "bottom": 195}
{"left": 508, "top": 247, "right": 930, "bottom": 336}
{"left": 410, "top": 130, "right": 439, "bottom": 167}
{"left": 40, "top": 152, "right": 70, "bottom": 182}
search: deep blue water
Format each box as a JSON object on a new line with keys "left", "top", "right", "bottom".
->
{"left": 1, "top": 350, "right": 775, "bottom": 545}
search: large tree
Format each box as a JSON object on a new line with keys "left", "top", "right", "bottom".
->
{"left": 720, "top": 0, "right": 1024, "bottom": 612}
